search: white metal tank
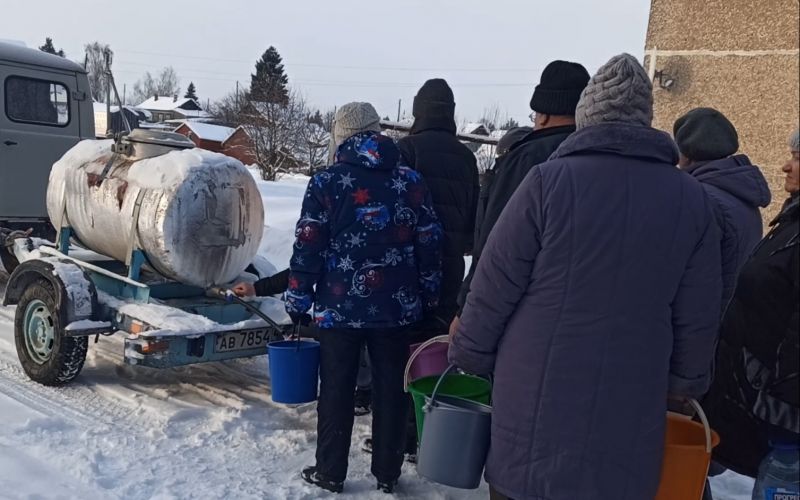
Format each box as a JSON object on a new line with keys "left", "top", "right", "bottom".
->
{"left": 46, "top": 130, "right": 265, "bottom": 288}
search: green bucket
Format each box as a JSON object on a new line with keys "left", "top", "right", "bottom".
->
{"left": 407, "top": 372, "right": 491, "bottom": 441}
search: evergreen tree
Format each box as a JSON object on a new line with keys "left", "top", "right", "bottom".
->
{"left": 500, "top": 117, "right": 520, "bottom": 130}
{"left": 308, "top": 109, "right": 324, "bottom": 126}
{"left": 184, "top": 82, "right": 198, "bottom": 101}
{"left": 39, "top": 37, "right": 65, "bottom": 57}
{"left": 250, "top": 46, "right": 289, "bottom": 104}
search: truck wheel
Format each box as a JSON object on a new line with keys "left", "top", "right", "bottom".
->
{"left": 14, "top": 280, "right": 88, "bottom": 386}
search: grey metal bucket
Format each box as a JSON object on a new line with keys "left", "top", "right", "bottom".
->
{"left": 417, "top": 365, "right": 492, "bottom": 489}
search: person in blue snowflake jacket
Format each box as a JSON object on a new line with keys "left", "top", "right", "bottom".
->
{"left": 288, "top": 102, "right": 442, "bottom": 494}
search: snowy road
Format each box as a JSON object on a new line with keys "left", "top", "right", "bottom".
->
{"left": 0, "top": 173, "right": 753, "bottom": 499}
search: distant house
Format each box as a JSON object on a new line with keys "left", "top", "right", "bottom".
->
{"left": 459, "top": 122, "right": 491, "bottom": 136}
{"left": 92, "top": 102, "right": 147, "bottom": 137}
{"left": 137, "top": 95, "right": 210, "bottom": 122}
{"left": 173, "top": 121, "right": 257, "bottom": 165}
{"left": 459, "top": 122, "right": 491, "bottom": 153}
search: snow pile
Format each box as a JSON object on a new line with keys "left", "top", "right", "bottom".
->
{"left": 97, "top": 291, "right": 291, "bottom": 335}
{"left": 251, "top": 170, "right": 309, "bottom": 270}
{"left": 65, "top": 320, "right": 112, "bottom": 332}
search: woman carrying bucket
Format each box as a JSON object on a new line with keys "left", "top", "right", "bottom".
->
{"left": 284, "top": 102, "right": 442, "bottom": 494}
{"left": 449, "top": 55, "right": 722, "bottom": 500}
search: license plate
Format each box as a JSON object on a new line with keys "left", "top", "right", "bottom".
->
{"left": 214, "top": 328, "right": 269, "bottom": 353}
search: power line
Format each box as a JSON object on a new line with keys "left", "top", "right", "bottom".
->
{"left": 113, "top": 67, "right": 534, "bottom": 89}
{"left": 114, "top": 62, "right": 534, "bottom": 88}
{"left": 114, "top": 48, "right": 539, "bottom": 73}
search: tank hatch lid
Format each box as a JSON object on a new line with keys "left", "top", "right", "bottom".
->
{"left": 124, "top": 129, "right": 195, "bottom": 149}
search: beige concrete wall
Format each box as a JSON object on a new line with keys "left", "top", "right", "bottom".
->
{"left": 645, "top": 0, "right": 800, "bottom": 222}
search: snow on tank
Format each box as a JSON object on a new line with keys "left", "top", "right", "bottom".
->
{"left": 46, "top": 130, "right": 265, "bottom": 288}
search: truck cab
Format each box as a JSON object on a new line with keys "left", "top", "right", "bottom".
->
{"left": 0, "top": 41, "right": 94, "bottom": 239}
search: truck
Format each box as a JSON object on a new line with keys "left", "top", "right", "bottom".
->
{"left": 0, "top": 41, "right": 95, "bottom": 259}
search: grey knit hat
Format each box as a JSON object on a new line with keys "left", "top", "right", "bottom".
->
{"left": 575, "top": 53, "right": 653, "bottom": 130}
{"left": 673, "top": 108, "right": 739, "bottom": 161}
{"left": 332, "top": 102, "right": 381, "bottom": 148}
{"left": 790, "top": 128, "right": 800, "bottom": 152}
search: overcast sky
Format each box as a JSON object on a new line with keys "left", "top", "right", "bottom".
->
{"left": 2, "top": 0, "right": 651, "bottom": 124}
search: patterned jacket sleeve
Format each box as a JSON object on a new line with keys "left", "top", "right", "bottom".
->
{"left": 414, "top": 184, "right": 443, "bottom": 312}
{"left": 285, "top": 177, "right": 331, "bottom": 315}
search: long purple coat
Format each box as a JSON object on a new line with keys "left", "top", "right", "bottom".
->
{"left": 450, "top": 123, "right": 722, "bottom": 500}
{"left": 684, "top": 155, "right": 770, "bottom": 311}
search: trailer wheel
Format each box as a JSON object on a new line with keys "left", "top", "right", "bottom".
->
{"left": 14, "top": 280, "right": 87, "bottom": 386}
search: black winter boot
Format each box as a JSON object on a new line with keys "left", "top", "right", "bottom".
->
{"left": 377, "top": 479, "right": 398, "bottom": 494}
{"left": 354, "top": 387, "right": 372, "bottom": 416}
{"left": 301, "top": 466, "right": 344, "bottom": 494}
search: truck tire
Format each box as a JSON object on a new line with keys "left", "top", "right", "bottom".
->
{"left": 14, "top": 279, "right": 88, "bottom": 385}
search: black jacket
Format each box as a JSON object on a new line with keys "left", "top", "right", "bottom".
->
{"left": 398, "top": 119, "right": 479, "bottom": 322}
{"left": 457, "top": 125, "right": 575, "bottom": 309}
{"left": 703, "top": 193, "right": 800, "bottom": 477}
{"left": 254, "top": 268, "right": 290, "bottom": 296}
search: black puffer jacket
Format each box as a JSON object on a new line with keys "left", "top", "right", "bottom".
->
{"left": 703, "top": 193, "right": 800, "bottom": 477}
{"left": 458, "top": 125, "right": 575, "bottom": 309}
{"left": 398, "top": 117, "right": 479, "bottom": 323}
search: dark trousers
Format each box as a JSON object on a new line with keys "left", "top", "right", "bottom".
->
{"left": 316, "top": 327, "right": 409, "bottom": 483}
{"left": 489, "top": 485, "right": 513, "bottom": 500}
{"left": 702, "top": 461, "right": 727, "bottom": 500}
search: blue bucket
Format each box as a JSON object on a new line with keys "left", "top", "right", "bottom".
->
{"left": 268, "top": 339, "right": 320, "bottom": 404}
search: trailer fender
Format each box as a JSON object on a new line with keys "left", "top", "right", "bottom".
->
{"left": 3, "top": 258, "right": 98, "bottom": 323}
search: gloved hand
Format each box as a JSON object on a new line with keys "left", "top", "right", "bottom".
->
{"left": 667, "top": 394, "right": 696, "bottom": 417}
{"left": 289, "top": 312, "right": 312, "bottom": 327}
{"left": 448, "top": 315, "right": 460, "bottom": 341}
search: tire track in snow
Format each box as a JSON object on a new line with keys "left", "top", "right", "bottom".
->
{"left": 0, "top": 357, "right": 137, "bottom": 427}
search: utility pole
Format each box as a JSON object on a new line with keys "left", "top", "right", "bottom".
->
{"left": 396, "top": 99, "right": 401, "bottom": 122}
{"left": 122, "top": 84, "right": 126, "bottom": 105}
{"left": 105, "top": 73, "right": 112, "bottom": 136}
{"left": 236, "top": 81, "right": 239, "bottom": 107}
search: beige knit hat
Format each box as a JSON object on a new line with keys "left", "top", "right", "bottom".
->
{"left": 332, "top": 102, "right": 381, "bottom": 148}
{"left": 574, "top": 53, "right": 653, "bottom": 130}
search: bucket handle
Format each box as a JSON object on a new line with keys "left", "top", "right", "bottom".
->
{"left": 403, "top": 335, "right": 450, "bottom": 391}
{"left": 423, "top": 364, "right": 458, "bottom": 411}
{"left": 687, "top": 398, "right": 713, "bottom": 454}
{"left": 670, "top": 399, "right": 713, "bottom": 453}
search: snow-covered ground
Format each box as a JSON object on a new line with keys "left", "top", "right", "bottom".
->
{"left": 0, "top": 172, "right": 753, "bottom": 499}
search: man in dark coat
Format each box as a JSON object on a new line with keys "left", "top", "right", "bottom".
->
{"left": 286, "top": 102, "right": 442, "bottom": 494}
{"left": 455, "top": 60, "right": 589, "bottom": 319}
{"left": 450, "top": 54, "right": 722, "bottom": 500}
{"left": 397, "top": 79, "right": 478, "bottom": 328}
{"left": 703, "top": 129, "right": 799, "bottom": 479}
{"left": 674, "top": 107, "right": 771, "bottom": 310}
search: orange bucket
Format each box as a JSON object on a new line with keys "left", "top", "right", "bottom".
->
{"left": 655, "top": 399, "right": 720, "bottom": 500}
